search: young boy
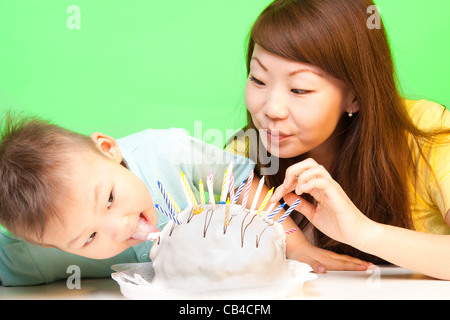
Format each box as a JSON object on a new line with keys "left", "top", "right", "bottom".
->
{"left": 0, "top": 114, "right": 254, "bottom": 286}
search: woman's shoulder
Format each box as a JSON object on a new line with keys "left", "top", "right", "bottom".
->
{"left": 405, "top": 99, "right": 450, "bottom": 130}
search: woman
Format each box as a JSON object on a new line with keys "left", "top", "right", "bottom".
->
{"left": 228, "top": 0, "right": 450, "bottom": 279}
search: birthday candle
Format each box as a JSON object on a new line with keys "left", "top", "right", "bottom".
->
{"left": 264, "top": 202, "right": 277, "bottom": 218}
{"left": 232, "top": 180, "right": 245, "bottom": 204}
{"left": 241, "top": 170, "right": 254, "bottom": 209}
{"left": 157, "top": 180, "right": 180, "bottom": 216}
{"left": 228, "top": 172, "right": 234, "bottom": 204}
{"left": 220, "top": 162, "right": 233, "bottom": 203}
{"left": 256, "top": 187, "right": 274, "bottom": 216}
{"left": 285, "top": 228, "right": 299, "bottom": 235}
{"left": 266, "top": 203, "right": 286, "bottom": 220}
{"left": 250, "top": 176, "right": 265, "bottom": 213}
{"left": 199, "top": 179, "right": 206, "bottom": 205}
{"left": 224, "top": 199, "right": 231, "bottom": 227}
{"left": 277, "top": 199, "right": 301, "bottom": 224}
{"left": 219, "top": 169, "right": 228, "bottom": 203}
{"left": 180, "top": 171, "right": 198, "bottom": 209}
{"left": 207, "top": 169, "right": 215, "bottom": 207}
{"left": 156, "top": 204, "right": 181, "bottom": 225}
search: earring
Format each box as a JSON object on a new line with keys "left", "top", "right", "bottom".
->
{"left": 348, "top": 109, "right": 353, "bottom": 118}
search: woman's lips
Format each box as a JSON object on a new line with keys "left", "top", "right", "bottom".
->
{"left": 266, "top": 129, "right": 292, "bottom": 142}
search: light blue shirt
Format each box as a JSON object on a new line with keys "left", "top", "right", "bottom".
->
{"left": 0, "top": 128, "right": 254, "bottom": 286}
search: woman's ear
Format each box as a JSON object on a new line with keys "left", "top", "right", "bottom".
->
{"left": 90, "top": 132, "right": 123, "bottom": 163}
{"left": 346, "top": 95, "right": 360, "bottom": 115}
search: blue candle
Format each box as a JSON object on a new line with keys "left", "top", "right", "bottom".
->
{"left": 277, "top": 199, "right": 301, "bottom": 224}
{"left": 157, "top": 180, "right": 180, "bottom": 217}
{"left": 232, "top": 180, "right": 246, "bottom": 204}
{"left": 266, "top": 203, "right": 286, "bottom": 220}
{"left": 156, "top": 204, "right": 181, "bottom": 225}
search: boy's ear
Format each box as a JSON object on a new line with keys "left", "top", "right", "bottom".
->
{"left": 90, "top": 132, "right": 123, "bottom": 163}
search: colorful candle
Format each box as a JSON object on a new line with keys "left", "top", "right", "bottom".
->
{"left": 207, "top": 169, "right": 215, "bottom": 207}
{"left": 277, "top": 199, "right": 301, "bottom": 224}
{"left": 157, "top": 180, "right": 180, "bottom": 216}
{"left": 219, "top": 169, "right": 228, "bottom": 203}
{"left": 232, "top": 180, "right": 245, "bottom": 204}
{"left": 285, "top": 228, "right": 299, "bottom": 235}
{"left": 199, "top": 179, "right": 206, "bottom": 205}
{"left": 266, "top": 203, "right": 286, "bottom": 220}
{"left": 250, "top": 176, "right": 265, "bottom": 213}
{"left": 228, "top": 172, "right": 234, "bottom": 204}
{"left": 264, "top": 202, "right": 277, "bottom": 218}
{"left": 256, "top": 187, "right": 274, "bottom": 216}
{"left": 220, "top": 162, "right": 233, "bottom": 203}
{"left": 180, "top": 171, "right": 198, "bottom": 210}
{"left": 156, "top": 204, "right": 181, "bottom": 225}
{"left": 241, "top": 170, "right": 254, "bottom": 209}
{"left": 224, "top": 199, "right": 231, "bottom": 227}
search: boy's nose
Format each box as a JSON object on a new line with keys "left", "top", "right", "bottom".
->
{"left": 104, "top": 213, "right": 131, "bottom": 241}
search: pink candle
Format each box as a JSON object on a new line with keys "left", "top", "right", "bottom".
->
{"left": 241, "top": 170, "right": 254, "bottom": 209}
{"left": 228, "top": 172, "right": 235, "bottom": 204}
{"left": 207, "top": 169, "right": 215, "bottom": 206}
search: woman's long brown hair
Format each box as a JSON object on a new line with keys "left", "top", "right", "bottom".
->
{"left": 241, "top": 0, "right": 450, "bottom": 263}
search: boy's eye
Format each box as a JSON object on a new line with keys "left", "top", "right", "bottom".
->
{"left": 107, "top": 192, "right": 114, "bottom": 208}
{"left": 85, "top": 232, "right": 96, "bottom": 245}
{"left": 291, "top": 89, "right": 310, "bottom": 95}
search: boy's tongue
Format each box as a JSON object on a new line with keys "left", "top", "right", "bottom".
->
{"left": 131, "top": 217, "right": 159, "bottom": 241}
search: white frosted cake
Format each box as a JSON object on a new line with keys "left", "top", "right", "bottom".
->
{"left": 149, "top": 203, "right": 291, "bottom": 291}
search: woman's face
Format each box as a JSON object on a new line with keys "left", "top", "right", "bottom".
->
{"left": 245, "top": 44, "right": 358, "bottom": 160}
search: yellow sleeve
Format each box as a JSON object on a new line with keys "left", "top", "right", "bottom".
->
{"left": 407, "top": 99, "right": 450, "bottom": 219}
{"left": 429, "top": 137, "right": 450, "bottom": 218}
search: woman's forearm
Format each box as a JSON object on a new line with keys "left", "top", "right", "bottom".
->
{"left": 358, "top": 221, "right": 450, "bottom": 280}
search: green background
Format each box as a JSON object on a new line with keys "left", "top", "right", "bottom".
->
{"left": 1, "top": 0, "right": 449, "bottom": 145}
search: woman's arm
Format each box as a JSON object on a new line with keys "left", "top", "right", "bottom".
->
{"left": 272, "top": 158, "right": 450, "bottom": 280}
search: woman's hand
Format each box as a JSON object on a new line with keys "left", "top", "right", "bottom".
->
{"left": 288, "top": 239, "right": 372, "bottom": 272}
{"left": 271, "top": 158, "right": 375, "bottom": 250}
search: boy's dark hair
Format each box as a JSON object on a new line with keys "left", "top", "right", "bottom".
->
{"left": 0, "top": 112, "right": 99, "bottom": 244}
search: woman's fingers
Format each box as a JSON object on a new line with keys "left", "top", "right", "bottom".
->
{"left": 315, "top": 250, "right": 372, "bottom": 271}
{"left": 271, "top": 158, "right": 330, "bottom": 203}
{"left": 283, "top": 158, "right": 321, "bottom": 187}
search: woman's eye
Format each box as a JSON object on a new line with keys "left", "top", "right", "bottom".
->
{"left": 107, "top": 192, "right": 114, "bottom": 208}
{"left": 85, "top": 232, "right": 96, "bottom": 245}
{"left": 249, "top": 75, "right": 265, "bottom": 86}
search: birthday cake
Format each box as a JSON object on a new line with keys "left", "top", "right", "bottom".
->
{"left": 110, "top": 168, "right": 314, "bottom": 299}
{"left": 149, "top": 202, "right": 291, "bottom": 291}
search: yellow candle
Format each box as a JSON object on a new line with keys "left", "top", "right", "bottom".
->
{"left": 257, "top": 187, "right": 274, "bottom": 216}
{"left": 224, "top": 199, "right": 231, "bottom": 227}
{"left": 199, "top": 179, "right": 206, "bottom": 205}
{"left": 180, "top": 171, "right": 199, "bottom": 211}
{"left": 220, "top": 169, "right": 228, "bottom": 202}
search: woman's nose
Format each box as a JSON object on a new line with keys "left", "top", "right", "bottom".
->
{"left": 264, "top": 89, "right": 289, "bottom": 120}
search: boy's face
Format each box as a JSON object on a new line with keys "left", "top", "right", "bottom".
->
{"left": 41, "top": 133, "right": 158, "bottom": 259}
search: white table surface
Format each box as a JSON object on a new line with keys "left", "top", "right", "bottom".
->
{"left": 1, "top": 265, "right": 449, "bottom": 300}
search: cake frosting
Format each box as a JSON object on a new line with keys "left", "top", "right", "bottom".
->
{"left": 149, "top": 203, "right": 291, "bottom": 291}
